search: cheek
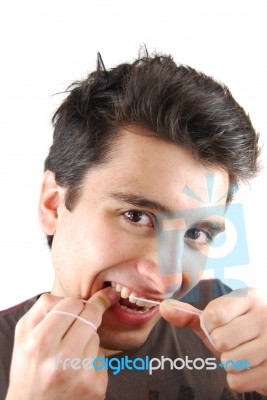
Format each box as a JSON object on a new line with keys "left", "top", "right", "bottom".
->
{"left": 181, "top": 248, "right": 206, "bottom": 287}
{"left": 86, "top": 224, "right": 144, "bottom": 269}
{"left": 55, "top": 210, "right": 142, "bottom": 273}
{"left": 50, "top": 208, "right": 100, "bottom": 289}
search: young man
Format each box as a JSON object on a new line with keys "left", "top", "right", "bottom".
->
{"left": 0, "top": 53, "right": 266, "bottom": 400}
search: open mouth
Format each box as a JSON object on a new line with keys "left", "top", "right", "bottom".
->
{"left": 104, "top": 281, "right": 160, "bottom": 314}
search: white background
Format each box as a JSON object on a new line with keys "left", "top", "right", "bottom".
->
{"left": 0, "top": 0, "right": 266, "bottom": 309}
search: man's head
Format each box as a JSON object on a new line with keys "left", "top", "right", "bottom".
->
{"left": 39, "top": 52, "right": 260, "bottom": 351}
{"left": 44, "top": 53, "right": 260, "bottom": 247}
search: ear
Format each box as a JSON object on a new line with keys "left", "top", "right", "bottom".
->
{"left": 38, "top": 171, "right": 61, "bottom": 235}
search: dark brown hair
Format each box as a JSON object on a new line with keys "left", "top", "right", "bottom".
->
{"left": 45, "top": 52, "right": 260, "bottom": 247}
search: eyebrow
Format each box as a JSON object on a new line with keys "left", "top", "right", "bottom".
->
{"left": 105, "top": 191, "right": 172, "bottom": 213}
{"left": 196, "top": 220, "right": 225, "bottom": 233}
{"left": 106, "top": 190, "right": 226, "bottom": 232}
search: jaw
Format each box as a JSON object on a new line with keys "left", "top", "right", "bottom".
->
{"left": 87, "top": 280, "right": 162, "bottom": 351}
{"left": 95, "top": 276, "right": 198, "bottom": 352}
{"left": 98, "top": 306, "right": 162, "bottom": 352}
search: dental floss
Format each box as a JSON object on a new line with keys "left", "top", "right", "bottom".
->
{"left": 129, "top": 296, "right": 201, "bottom": 316}
{"left": 199, "top": 314, "right": 218, "bottom": 350}
{"left": 49, "top": 297, "right": 217, "bottom": 349}
{"left": 129, "top": 296, "right": 217, "bottom": 349}
{"left": 49, "top": 310, "right": 97, "bottom": 331}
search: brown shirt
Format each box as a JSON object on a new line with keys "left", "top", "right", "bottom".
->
{"left": 0, "top": 281, "right": 266, "bottom": 400}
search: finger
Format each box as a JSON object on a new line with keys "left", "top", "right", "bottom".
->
{"left": 14, "top": 297, "right": 86, "bottom": 362}
{"left": 17, "top": 288, "right": 120, "bottom": 360}
{"left": 85, "top": 286, "right": 121, "bottom": 322}
{"left": 159, "top": 299, "right": 201, "bottom": 330}
{"left": 210, "top": 311, "right": 261, "bottom": 351}
{"left": 34, "top": 297, "right": 86, "bottom": 346}
{"left": 55, "top": 334, "right": 101, "bottom": 370}
{"left": 221, "top": 335, "right": 267, "bottom": 370}
{"left": 202, "top": 288, "right": 256, "bottom": 333}
{"left": 47, "top": 286, "right": 119, "bottom": 345}
{"left": 160, "top": 300, "right": 222, "bottom": 354}
{"left": 226, "top": 360, "right": 267, "bottom": 394}
{"left": 82, "top": 331, "right": 101, "bottom": 360}
{"left": 60, "top": 286, "right": 120, "bottom": 352}
{"left": 15, "top": 293, "right": 64, "bottom": 335}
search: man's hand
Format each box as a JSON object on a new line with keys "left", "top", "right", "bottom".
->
{"left": 160, "top": 287, "right": 267, "bottom": 395}
{"left": 6, "top": 287, "right": 120, "bottom": 400}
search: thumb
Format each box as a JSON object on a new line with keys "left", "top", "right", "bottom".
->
{"left": 159, "top": 299, "right": 220, "bottom": 355}
{"left": 160, "top": 299, "right": 201, "bottom": 330}
{"left": 87, "top": 286, "right": 121, "bottom": 314}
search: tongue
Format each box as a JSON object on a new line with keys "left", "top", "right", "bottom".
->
{"left": 119, "top": 297, "right": 144, "bottom": 310}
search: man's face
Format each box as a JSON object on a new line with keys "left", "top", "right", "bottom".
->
{"left": 42, "top": 128, "right": 228, "bottom": 352}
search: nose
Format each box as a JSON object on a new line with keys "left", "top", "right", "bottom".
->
{"left": 136, "top": 258, "right": 183, "bottom": 297}
{"left": 136, "top": 231, "right": 185, "bottom": 297}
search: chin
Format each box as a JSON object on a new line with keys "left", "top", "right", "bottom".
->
{"left": 98, "top": 319, "right": 159, "bottom": 353}
{"left": 98, "top": 329, "right": 149, "bottom": 352}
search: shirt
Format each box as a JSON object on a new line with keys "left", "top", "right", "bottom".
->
{"left": 0, "top": 280, "right": 266, "bottom": 400}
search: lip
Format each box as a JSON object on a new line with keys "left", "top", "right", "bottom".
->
{"left": 88, "top": 278, "right": 163, "bottom": 326}
{"left": 112, "top": 281, "right": 167, "bottom": 301}
{"left": 109, "top": 302, "right": 160, "bottom": 326}
{"left": 90, "top": 278, "right": 167, "bottom": 302}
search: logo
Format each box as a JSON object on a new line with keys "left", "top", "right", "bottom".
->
{"left": 155, "top": 174, "right": 249, "bottom": 299}
{"left": 55, "top": 354, "right": 250, "bottom": 375}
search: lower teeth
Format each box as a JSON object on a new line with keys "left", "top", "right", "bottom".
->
{"left": 117, "top": 303, "right": 151, "bottom": 313}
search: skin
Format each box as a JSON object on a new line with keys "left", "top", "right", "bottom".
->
{"left": 7, "top": 288, "right": 121, "bottom": 400}
{"left": 42, "top": 128, "right": 228, "bottom": 351}
{"left": 6, "top": 128, "right": 267, "bottom": 398}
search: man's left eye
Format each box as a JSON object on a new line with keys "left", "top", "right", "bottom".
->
{"left": 185, "top": 228, "right": 211, "bottom": 245}
{"left": 123, "top": 210, "right": 153, "bottom": 227}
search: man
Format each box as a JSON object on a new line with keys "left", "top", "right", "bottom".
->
{"left": 0, "top": 52, "right": 266, "bottom": 399}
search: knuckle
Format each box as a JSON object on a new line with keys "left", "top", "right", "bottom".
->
{"left": 210, "top": 331, "right": 231, "bottom": 352}
{"left": 39, "top": 293, "right": 53, "bottom": 306}
{"left": 204, "top": 304, "right": 228, "bottom": 327}
{"left": 15, "top": 309, "right": 34, "bottom": 336}
{"left": 15, "top": 316, "right": 25, "bottom": 335}
{"left": 39, "top": 293, "right": 64, "bottom": 311}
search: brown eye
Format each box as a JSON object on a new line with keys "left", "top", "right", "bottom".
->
{"left": 187, "top": 229, "right": 201, "bottom": 240}
{"left": 123, "top": 210, "right": 153, "bottom": 227}
{"left": 185, "top": 228, "right": 211, "bottom": 244}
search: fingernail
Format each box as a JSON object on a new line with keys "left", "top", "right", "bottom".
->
{"left": 106, "top": 287, "right": 121, "bottom": 302}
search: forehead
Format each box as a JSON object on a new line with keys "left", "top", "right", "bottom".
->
{"left": 85, "top": 127, "right": 229, "bottom": 210}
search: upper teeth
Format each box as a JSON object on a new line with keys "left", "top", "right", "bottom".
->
{"left": 110, "top": 281, "right": 157, "bottom": 309}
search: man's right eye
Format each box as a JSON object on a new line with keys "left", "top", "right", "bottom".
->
{"left": 185, "top": 228, "right": 212, "bottom": 245}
